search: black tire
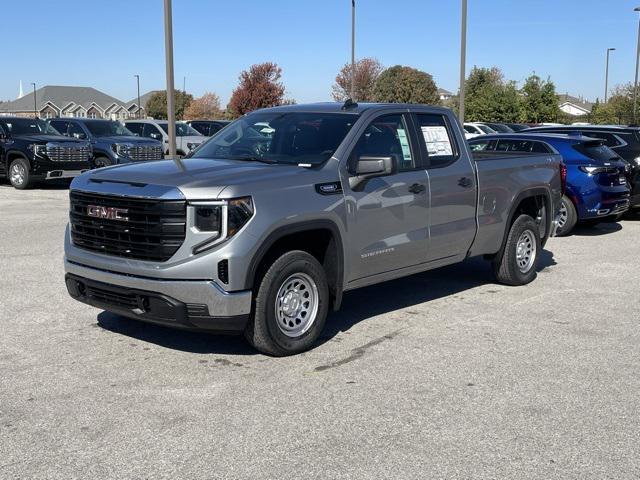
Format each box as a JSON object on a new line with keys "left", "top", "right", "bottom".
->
{"left": 493, "top": 214, "right": 541, "bottom": 286}
{"left": 556, "top": 195, "right": 577, "bottom": 236}
{"left": 8, "top": 157, "right": 33, "bottom": 190}
{"left": 245, "top": 250, "right": 329, "bottom": 356}
{"left": 93, "top": 156, "right": 113, "bottom": 169}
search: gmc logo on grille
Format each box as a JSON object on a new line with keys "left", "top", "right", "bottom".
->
{"left": 87, "top": 205, "right": 129, "bottom": 221}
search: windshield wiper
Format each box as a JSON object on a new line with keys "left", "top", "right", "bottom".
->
{"left": 228, "top": 155, "right": 277, "bottom": 164}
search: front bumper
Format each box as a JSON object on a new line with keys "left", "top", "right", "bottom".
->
{"left": 65, "top": 260, "right": 252, "bottom": 333}
{"left": 45, "top": 169, "right": 90, "bottom": 180}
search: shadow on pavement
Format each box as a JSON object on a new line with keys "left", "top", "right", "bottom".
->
{"left": 96, "top": 250, "right": 556, "bottom": 354}
{"left": 571, "top": 222, "right": 622, "bottom": 236}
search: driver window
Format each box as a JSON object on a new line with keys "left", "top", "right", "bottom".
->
{"left": 143, "top": 124, "right": 162, "bottom": 140}
{"left": 68, "top": 123, "right": 85, "bottom": 139}
{"left": 350, "top": 114, "right": 414, "bottom": 173}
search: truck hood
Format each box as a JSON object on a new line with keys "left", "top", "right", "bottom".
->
{"left": 94, "top": 135, "right": 161, "bottom": 146}
{"left": 85, "top": 157, "right": 307, "bottom": 199}
{"left": 14, "top": 134, "right": 84, "bottom": 143}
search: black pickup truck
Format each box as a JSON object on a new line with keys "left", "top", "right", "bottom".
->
{"left": 0, "top": 117, "right": 92, "bottom": 189}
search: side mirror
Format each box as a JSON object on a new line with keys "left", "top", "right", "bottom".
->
{"left": 349, "top": 155, "right": 396, "bottom": 190}
{"left": 73, "top": 132, "right": 86, "bottom": 140}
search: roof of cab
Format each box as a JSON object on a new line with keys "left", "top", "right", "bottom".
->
{"left": 257, "top": 102, "right": 450, "bottom": 115}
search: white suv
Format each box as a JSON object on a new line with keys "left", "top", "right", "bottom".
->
{"left": 124, "top": 119, "right": 205, "bottom": 156}
{"left": 463, "top": 122, "right": 496, "bottom": 139}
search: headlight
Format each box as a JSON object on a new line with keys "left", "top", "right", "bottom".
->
{"left": 634, "top": 156, "right": 640, "bottom": 167}
{"left": 191, "top": 197, "right": 254, "bottom": 254}
{"left": 27, "top": 144, "right": 47, "bottom": 158}
{"left": 111, "top": 143, "right": 134, "bottom": 157}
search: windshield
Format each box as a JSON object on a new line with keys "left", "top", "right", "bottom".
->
{"left": 158, "top": 122, "right": 201, "bottom": 137}
{"left": 477, "top": 124, "right": 496, "bottom": 134}
{"left": 1, "top": 118, "right": 59, "bottom": 136}
{"left": 191, "top": 111, "right": 359, "bottom": 165}
{"left": 85, "top": 120, "right": 134, "bottom": 137}
{"left": 487, "top": 123, "right": 513, "bottom": 133}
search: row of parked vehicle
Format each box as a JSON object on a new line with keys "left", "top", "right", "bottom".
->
{"left": 0, "top": 116, "right": 229, "bottom": 189}
{"left": 462, "top": 121, "right": 640, "bottom": 235}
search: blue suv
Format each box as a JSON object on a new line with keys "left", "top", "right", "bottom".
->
{"left": 48, "top": 118, "right": 163, "bottom": 168}
{"left": 469, "top": 133, "right": 630, "bottom": 235}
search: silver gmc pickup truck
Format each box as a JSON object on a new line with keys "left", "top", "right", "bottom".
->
{"left": 64, "top": 102, "right": 563, "bottom": 355}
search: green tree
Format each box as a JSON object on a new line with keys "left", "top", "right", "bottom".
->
{"left": 372, "top": 65, "right": 439, "bottom": 105}
{"left": 146, "top": 90, "right": 194, "bottom": 120}
{"left": 520, "top": 74, "right": 559, "bottom": 123}
{"left": 464, "top": 66, "right": 519, "bottom": 122}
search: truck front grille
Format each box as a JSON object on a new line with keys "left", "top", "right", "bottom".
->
{"left": 46, "top": 144, "right": 91, "bottom": 162}
{"left": 69, "top": 191, "right": 186, "bottom": 262}
{"left": 129, "top": 145, "right": 164, "bottom": 161}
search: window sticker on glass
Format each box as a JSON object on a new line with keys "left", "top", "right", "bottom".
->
{"left": 397, "top": 128, "right": 412, "bottom": 161}
{"left": 421, "top": 126, "right": 453, "bottom": 157}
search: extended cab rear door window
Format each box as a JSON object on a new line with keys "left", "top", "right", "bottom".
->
{"left": 415, "top": 113, "right": 459, "bottom": 168}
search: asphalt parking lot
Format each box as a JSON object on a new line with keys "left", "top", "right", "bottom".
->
{"left": 1, "top": 183, "right": 639, "bottom": 479}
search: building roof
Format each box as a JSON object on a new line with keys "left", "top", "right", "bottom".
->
{"left": 557, "top": 94, "right": 593, "bottom": 113}
{"left": 0, "top": 85, "right": 127, "bottom": 113}
{"left": 127, "top": 90, "right": 161, "bottom": 109}
{"left": 437, "top": 88, "right": 453, "bottom": 96}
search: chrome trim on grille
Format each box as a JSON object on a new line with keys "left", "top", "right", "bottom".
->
{"left": 45, "top": 142, "right": 91, "bottom": 162}
{"left": 127, "top": 145, "right": 164, "bottom": 161}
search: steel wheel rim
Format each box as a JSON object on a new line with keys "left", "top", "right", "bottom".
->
{"left": 275, "top": 273, "right": 319, "bottom": 338}
{"left": 10, "top": 163, "right": 25, "bottom": 186}
{"left": 95, "top": 158, "right": 107, "bottom": 168}
{"left": 558, "top": 201, "right": 568, "bottom": 228}
{"left": 516, "top": 230, "right": 536, "bottom": 274}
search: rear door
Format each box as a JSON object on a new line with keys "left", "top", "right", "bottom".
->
{"left": 413, "top": 112, "right": 477, "bottom": 263}
{"left": 343, "top": 112, "right": 430, "bottom": 282}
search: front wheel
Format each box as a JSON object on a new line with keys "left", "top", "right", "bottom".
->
{"left": 245, "top": 250, "right": 329, "bottom": 356}
{"left": 9, "top": 158, "right": 33, "bottom": 189}
{"left": 493, "top": 214, "right": 541, "bottom": 286}
{"left": 93, "top": 156, "right": 113, "bottom": 169}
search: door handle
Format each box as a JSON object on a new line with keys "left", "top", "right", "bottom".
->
{"left": 408, "top": 183, "right": 426, "bottom": 194}
{"left": 458, "top": 177, "right": 473, "bottom": 188}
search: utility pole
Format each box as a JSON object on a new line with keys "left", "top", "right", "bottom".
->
{"left": 634, "top": 7, "right": 640, "bottom": 123}
{"left": 351, "top": 0, "right": 355, "bottom": 100}
{"left": 163, "top": 0, "right": 177, "bottom": 158}
{"left": 182, "top": 76, "right": 186, "bottom": 120}
{"left": 134, "top": 74, "right": 141, "bottom": 118}
{"left": 458, "top": 0, "right": 468, "bottom": 124}
{"left": 604, "top": 48, "right": 615, "bottom": 103}
{"left": 31, "top": 83, "right": 37, "bottom": 118}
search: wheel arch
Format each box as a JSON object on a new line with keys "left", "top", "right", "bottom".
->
{"left": 244, "top": 220, "right": 346, "bottom": 311}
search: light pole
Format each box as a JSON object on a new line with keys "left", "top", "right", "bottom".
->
{"left": 31, "top": 83, "right": 37, "bottom": 118}
{"left": 633, "top": 7, "right": 640, "bottom": 123}
{"left": 134, "top": 74, "right": 141, "bottom": 118}
{"left": 163, "top": 0, "right": 177, "bottom": 159}
{"left": 605, "top": 48, "right": 615, "bottom": 103}
{"left": 458, "top": 0, "right": 467, "bottom": 123}
{"left": 350, "top": 0, "right": 355, "bottom": 100}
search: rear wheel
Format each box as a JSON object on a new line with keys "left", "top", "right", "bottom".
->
{"left": 245, "top": 250, "right": 329, "bottom": 356}
{"left": 9, "top": 158, "right": 33, "bottom": 189}
{"left": 556, "top": 195, "right": 577, "bottom": 236}
{"left": 493, "top": 214, "right": 540, "bottom": 286}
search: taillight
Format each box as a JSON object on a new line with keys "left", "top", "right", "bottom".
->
{"left": 560, "top": 162, "right": 567, "bottom": 194}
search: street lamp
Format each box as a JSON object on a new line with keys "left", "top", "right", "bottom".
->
{"left": 163, "top": 0, "right": 177, "bottom": 159}
{"left": 605, "top": 48, "right": 615, "bottom": 103}
{"left": 351, "top": 0, "right": 355, "bottom": 100}
{"left": 633, "top": 7, "right": 640, "bottom": 123}
{"left": 459, "top": 0, "right": 468, "bottom": 123}
{"left": 31, "top": 83, "right": 37, "bottom": 118}
{"left": 134, "top": 75, "right": 141, "bottom": 119}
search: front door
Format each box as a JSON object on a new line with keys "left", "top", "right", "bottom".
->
{"left": 413, "top": 112, "right": 477, "bottom": 263}
{"left": 343, "top": 113, "right": 430, "bottom": 282}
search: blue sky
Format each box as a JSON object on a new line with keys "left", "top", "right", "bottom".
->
{"left": 2, "top": 0, "right": 639, "bottom": 105}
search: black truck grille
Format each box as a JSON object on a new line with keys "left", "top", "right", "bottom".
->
{"left": 69, "top": 191, "right": 186, "bottom": 262}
